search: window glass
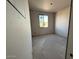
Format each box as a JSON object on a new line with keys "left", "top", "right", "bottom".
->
{"left": 39, "top": 15, "right": 48, "bottom": 27}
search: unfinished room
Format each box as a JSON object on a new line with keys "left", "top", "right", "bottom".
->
{"left": 29, "top": 0, "right": 71, "bottom": 59}
{"left": 6, "top": 0, "right": 72, "bottom": 59}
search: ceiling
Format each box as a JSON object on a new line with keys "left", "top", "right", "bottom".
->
{"left": 29, "top": 0, "right": 71, "bottom": 12}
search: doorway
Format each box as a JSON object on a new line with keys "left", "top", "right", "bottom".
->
{"left": 28, "top": 0, "right": 71, "bottom": 59}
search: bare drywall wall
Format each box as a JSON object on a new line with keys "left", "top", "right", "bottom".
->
{"left": 55, "top": 7, "right": 70, "bottom": 38}
{"left": 6, "top": 0, "right": 32, "bottom": 59}
{"left": 30, "top": 10, "right": 55, "bottom": 36}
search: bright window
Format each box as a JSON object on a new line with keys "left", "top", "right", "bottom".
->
{"left": 39, "top": 15, "right": 48, "bottom": 28}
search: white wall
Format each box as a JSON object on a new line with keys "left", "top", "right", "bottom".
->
{"left": 30, "top": 10, "right": 55, "bottom": 36}
{"left": 6, "top": 0, "right": 32, "bottom": 59}
{"left": 55, "top": 7, "right": 70, "bottom": 38}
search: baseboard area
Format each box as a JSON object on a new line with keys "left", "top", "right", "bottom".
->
{"left": 32, "top": 33, "right": 67, "bottom": 40}
{"left": 32, "top": 33, "right": 55, "bottom": 37}
{"left": 55, "top": 33, "right": 67, "bottom": 39}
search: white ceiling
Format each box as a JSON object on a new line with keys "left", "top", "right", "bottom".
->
{"left": 29, "top": 0, "right": 71, "bottom": 12}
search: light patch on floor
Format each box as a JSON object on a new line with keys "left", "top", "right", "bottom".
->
{"left": 32, "top": 34, "right": 67, "bottom": 59}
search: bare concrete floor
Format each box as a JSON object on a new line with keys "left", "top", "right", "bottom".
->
{"left": 32, "top": 34, "right": 67, "bottom": 59}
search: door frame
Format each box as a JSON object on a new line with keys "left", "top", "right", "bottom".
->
{"left": 65, "top": 0, "right": 73, "bottom": 59}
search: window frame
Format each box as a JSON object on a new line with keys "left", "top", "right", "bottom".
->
{"left": 38, "top": 14, "right": 48, "bottom": 28}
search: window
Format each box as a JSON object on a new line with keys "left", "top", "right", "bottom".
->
{"left": 39, "top": 15, "right": 48, "bottom": 28}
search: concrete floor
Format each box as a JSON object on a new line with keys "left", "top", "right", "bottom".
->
{"left": 32, "top": 34, "right": 67, "bottom": 59}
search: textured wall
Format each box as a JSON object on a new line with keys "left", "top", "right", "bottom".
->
{"left": 55, "top": 7, "right": 70, "bottom": 38}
